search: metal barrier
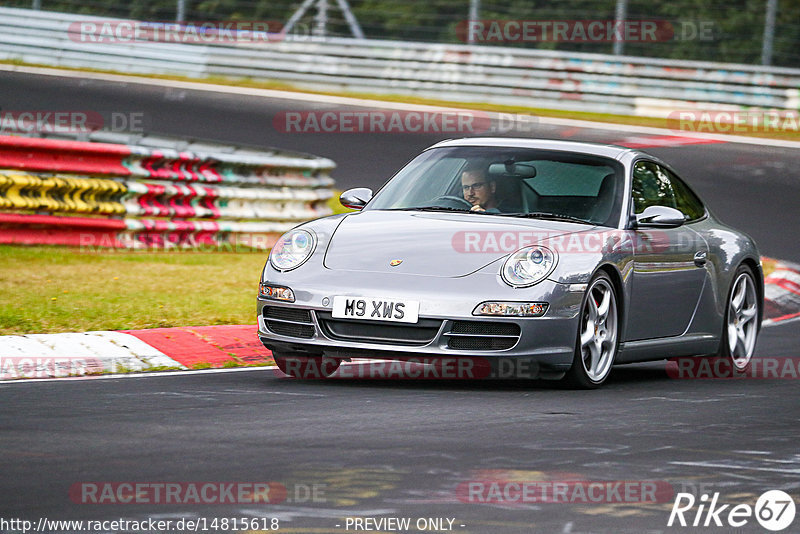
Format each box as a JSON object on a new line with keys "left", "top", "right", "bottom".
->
{"left": 1, "top": 7, "right": 799, "bottom": 116}
{"left": 764, "top": 258, "right": 800, "bottom": 325}
{"left": 0, "top": 131, "right": 335, "bottom": 249}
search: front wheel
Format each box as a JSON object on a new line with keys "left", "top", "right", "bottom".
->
{"left": 273, "top": 353, "right": 340, "bottom": 379}
{"left": 563, "top": 272, "right": 619, "bottom": 389}
{"left": 718, "top": 265, "right": 760, "bottom": 371}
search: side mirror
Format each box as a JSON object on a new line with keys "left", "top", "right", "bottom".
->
{"left": 634, "top": 206, "right": 686, "bottom": 228}
{"left": 339, "top": 188, "right": 373, "bottom": 210}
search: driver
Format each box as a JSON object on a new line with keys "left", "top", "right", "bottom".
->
{"left": 461, "top": 167, "right": 498, "bottom": 212}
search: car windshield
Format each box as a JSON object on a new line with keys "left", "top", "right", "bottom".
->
{"left": 366, "top": 146, "right": 625, "bottom": 227}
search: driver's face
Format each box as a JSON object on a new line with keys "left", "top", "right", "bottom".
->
{"left": 461, "top": 171, "right": 495, "bottom": 207}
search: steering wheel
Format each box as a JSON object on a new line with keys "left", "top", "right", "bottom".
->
{"left": 428, "top": 195, "right": 473, "bottom": 209}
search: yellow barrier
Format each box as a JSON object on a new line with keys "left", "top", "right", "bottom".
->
{"left": 0, "top": 171, "right": 126, "bottom": 214}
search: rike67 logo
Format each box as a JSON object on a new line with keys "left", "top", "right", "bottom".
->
{"left": 668, "top": 490, "right": 796, "bottom": 531}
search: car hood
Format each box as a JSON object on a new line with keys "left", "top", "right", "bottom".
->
{"left": 322, "top": 210, "right": 594, "bottom": 277}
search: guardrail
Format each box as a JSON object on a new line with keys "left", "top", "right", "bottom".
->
{"left": 1, "top": 7, "right": 799, "bottom": 116}
{"left": 764, "top": 258, "right": 800, "bottom": 325}
{"left": 0, "top": 131, "right": 335, "bottom": 249}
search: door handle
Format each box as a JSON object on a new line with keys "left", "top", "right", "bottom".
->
{"left": 694, "top": 250, "right": 707, "bottom": 267}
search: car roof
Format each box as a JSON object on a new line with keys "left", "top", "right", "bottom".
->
{"left": 427, "top": 137, "right": 639, "bottom": 160}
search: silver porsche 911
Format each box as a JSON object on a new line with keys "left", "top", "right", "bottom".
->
{"left": 257, "top": 138, "right": 763, "bottom": 388}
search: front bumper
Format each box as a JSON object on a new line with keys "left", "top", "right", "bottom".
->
{"left": 257, "top": 270, "right": 584, "bottom": 371}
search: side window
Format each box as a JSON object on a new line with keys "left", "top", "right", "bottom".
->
{"left": 631, "top": 161, "right": 705, "bottom": 221}
{"left": 632, "top": 161, "right": 676, "bottom": 214}
{"left": 666, "top": 170, "right": 706, "bottom": 221}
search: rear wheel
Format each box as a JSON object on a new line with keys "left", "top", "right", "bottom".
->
{"left": 563, "top": 272, "right": 619, "bottom": 389}
{"left": 718, "top": 265, "right": 760, "bottom": 371}
{"left": 272, "top": 353, "right": 340, "bottom": 379}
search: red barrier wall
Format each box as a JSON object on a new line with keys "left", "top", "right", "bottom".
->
{"left": 0, "top": 135, "right": 131, "bottom": 175}
{"left": 0, "top": 213, "right": 126, "bottom": 247}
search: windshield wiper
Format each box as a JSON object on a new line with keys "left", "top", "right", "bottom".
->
{"left": 498, "top": 212, "right": 593, "bottom": 225}
{"left": 389, "top": 206, "right": 474, "bottom": 213}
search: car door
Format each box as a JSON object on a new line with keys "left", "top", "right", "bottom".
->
{"left": 626, "top": 160, "right": 709, "bottom": 341}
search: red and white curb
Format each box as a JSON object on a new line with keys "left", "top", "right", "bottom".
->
{"left": 0, "top": 331, "right": 185, "bottom": 380}
{"left": 610, "top": 135, "right": 725, "bottom": 149}
{"left": 764, "top": 257, "right": 800, "bottom": 326}
{"left": 0, "top": 325, "right": 273, "bottom": 381}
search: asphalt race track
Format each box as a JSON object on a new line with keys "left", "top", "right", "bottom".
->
{"left": 1, "top": 70, "right": 799, "bottom": 533}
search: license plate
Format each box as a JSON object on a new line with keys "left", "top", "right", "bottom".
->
{"left": 331, "top": 296, "right": 419, "bottom": 323}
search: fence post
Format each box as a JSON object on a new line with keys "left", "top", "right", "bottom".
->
{"left": 613, "top": 0, "right": 628, "bottom": 56}
{"left": 761, "top": 0, "right": 778, "bottom": 66}
{"left": 468, "top": 0, "right": 480, "bottom": 44}
{"left": 313, "top": 0, "right": 328, "bottom": 37}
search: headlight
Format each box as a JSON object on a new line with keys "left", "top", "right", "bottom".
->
{"left": 259, "top": 283, "right": 295, "bottom": 302}
{"left": 501, "top": 246, "right": 557, "bottom": 287}
{"left": 269, "top": 229, "right": 316, "bottom": 271}
{"left": 474, "top": 301, "right": 548, "bottom": 317}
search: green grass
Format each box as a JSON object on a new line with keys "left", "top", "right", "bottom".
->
{"left": 140, "top": 365, "right": 184, "bottom": 372}
{"left": 0, "top": 245, "right": 269, "bottom": 335}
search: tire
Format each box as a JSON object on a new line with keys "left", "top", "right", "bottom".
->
{"left": 563, "top": 271, "right": 620, "bottom": 389}
{"left": 272, "top": 353, "right": 340, "bottom": 379}
{"left": 717, "top": 265, "right": 760, "bottom": 371}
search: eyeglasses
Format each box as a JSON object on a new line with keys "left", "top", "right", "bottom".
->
{"left": 462, "top": 182, "right": 488, "bottom": 193}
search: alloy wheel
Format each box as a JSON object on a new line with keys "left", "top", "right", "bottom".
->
{"left": 579, "top": 278, "right": 618, "bottom": 382}
{"left": 726, "top": 272, "right": 758, "bottom": 370}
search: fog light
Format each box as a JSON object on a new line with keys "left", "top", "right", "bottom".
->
{"left": 260, "top": 283, "right": 295, "bottom": 302}
{"left": 473, "top": 301, "right": 548, "bottom": 317}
